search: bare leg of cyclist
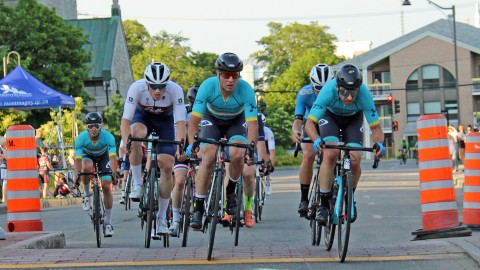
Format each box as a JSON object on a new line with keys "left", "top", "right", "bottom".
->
{"left": 191, "top": 144, "right": 216, "bottom": 230}
{"left": 129, "top": 123, "right": 148, "bottom": 199}
{"left": 225, "top": 145, "right": 244, "bottom": 216}
{"left": 243, "top": 165, "right": 255, "bottom": 228}
{"left": 170, "top": 166, "right": 186, "bottom": 235}
{"left": 298, "top": 142, "right": 315, "bottom": 217}
{"left": 157, "top": 154, "right": 174, "bottom": 234}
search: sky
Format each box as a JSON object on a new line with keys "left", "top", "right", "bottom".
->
{"left": 76, "top": 0, "right": 479, "bottom": 59}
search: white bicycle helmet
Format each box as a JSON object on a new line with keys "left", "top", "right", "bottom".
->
{"left": 310, "top": 63, "right": 334, "bottom": 89}
{"left": 259, "top": 113, "right": 266, "bottom": 124}
{"left": 144, "top": 62, "right": 170, "bottom": 84}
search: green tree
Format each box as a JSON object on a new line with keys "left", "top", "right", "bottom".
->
{"left": 103, "top": 93, "right": 124, "bottom": 143}
{"left": 123, "top": 19, "right": 150, "bottom": 60}
{"left": 252, "top": 21, "right": 344, "bottom": 148}
{"left": 0, "top": 0, "right": 91, "bottom": 128}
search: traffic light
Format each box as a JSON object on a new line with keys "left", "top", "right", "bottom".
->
{"left": 394, "top": 100, "right": 400, "bottom": 114}
{"left": 387, "top": 94, "right": 393, "bottom": 105}
{"left": 392, "top": 121, "right": 399, "bottom": 131}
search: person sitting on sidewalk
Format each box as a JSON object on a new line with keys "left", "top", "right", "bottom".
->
{"left": 53, "top": 176, "right": 71, "bottom": 198}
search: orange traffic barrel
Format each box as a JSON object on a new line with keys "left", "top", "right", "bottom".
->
{"left": 412, "top": 114, "right": 470, "bottom": 240}
{"left": 463, "top": 132, "right": 480, "bottom": 228}
{"left": 6, "top": 125, "right": 43, "bottom": 232}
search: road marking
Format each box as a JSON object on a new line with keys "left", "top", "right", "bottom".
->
{"left": 0, "top": 254, "right": 466, "bottom": 268}
{"left": 373, "top": 214, "right": 382, "bottom": 219}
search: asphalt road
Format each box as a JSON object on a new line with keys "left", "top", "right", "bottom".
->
{"left": 0, "top": 159, "right": 478, "bottom": 269}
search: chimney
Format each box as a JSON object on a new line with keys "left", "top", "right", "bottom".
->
{"left": 112, "top": 0, "right": 121, "bottom": 17}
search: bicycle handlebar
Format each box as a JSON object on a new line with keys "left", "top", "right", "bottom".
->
{"left": 126, "top": 134, "right": 185, "bottom": 156}
{"left": 192, "top": 134, "right": 255, "bottom": 158}
{"left": 293, "top": 135, "right": 312, "bottom": 158}
{"left": 323, "top": 144, "right": 381, "bottom": 169}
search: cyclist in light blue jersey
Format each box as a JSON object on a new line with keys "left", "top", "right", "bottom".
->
{"left": 305, "top": 64, "right": 385, "bottom": 225}
{"left": 292, "top": 64, "right": 334, "bottom": 217}
{"left": 186, "top": 52, "right": 258, "bottom": 230}
{"left": 73, "top": 112, "right": 118, "bottom": 237}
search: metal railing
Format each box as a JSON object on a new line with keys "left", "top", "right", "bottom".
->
{"left": 367, "top": 83, "right": 392, "bottom": 98}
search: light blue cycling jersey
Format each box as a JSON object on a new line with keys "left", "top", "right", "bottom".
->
{"left": 294, "top": 84, "right": 317, "bottom": 119}
{"left": 74, "top": 129, "right": 117, "bottom": 159}
{"left": 192, "top": 77, "right": 257, "bottom": 122}
{"left": 308, "top": 79, "right": 380, "bottom": 126}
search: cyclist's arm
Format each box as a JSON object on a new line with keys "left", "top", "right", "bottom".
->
{"left": 107, "top": 132, "right": 118, "bottom": 177}
{"left": 291, "top": 118, "right": 303, "bottom": 142}
{"left": 121, "top": 84, "right": 140, "bottom": 149}
{"left": 305, "top": 118, "right": 320, "bottom": 142}
{"left": 188, "top": 115, "right": 201, "bottom": 146}
{"left": 246, "top": 119, "right": 258, "bottom": 149}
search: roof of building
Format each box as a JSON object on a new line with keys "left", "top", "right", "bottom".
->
{"left": 337, "top": 19, "right": 480, "bottom": 68}
{"left": 64, "top": 17, "right": 120, "bottom": 79}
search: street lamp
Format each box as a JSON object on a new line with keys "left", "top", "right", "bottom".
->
{"left": 104, "top": 77, "right": 120, "bottom": 106}
{"left": 2, "top": 51, "right": 21, "bottom": 77}
{"left": 401, "top": 0, "right": 411, "bottom": 35}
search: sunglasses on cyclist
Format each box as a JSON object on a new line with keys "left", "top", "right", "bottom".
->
{"left": 87, "top": 123, "right": 102, "bottom": 130}
{"left": 149, "top": 83, "right": 167, "bottom": 91}
{"left": 338, "top": 87, "right": 359, "bottom": 99}
{"left": 220, "top": 71, "right": 240, "bottom": 80}
{"left": 312, "top": 85, "right": 323, "bottom": 91}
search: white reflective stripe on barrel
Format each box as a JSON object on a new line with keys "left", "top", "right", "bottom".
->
{"left": 464, "top": 186, "right": 480, "bottom": 192}
{"left": 7, "top": 190, "right": 39, "bottom": 199}
{"left": 6, "top": 130, "right": 35, "bottom": 138}
{"left": 465, "top": 170, "right": 480, "bottom": 177}
{"left": 417, "top": 118, "right": 446, "bottom": 129}
{"left": 421, "top": 201, "right": 458, "bottom": 212}
{"left": 7, "top": 149, "right": 37, "bottom": 159}
{"left": 421, "top": 180, "right": 454, "bottom": 191}
{"left": 418, "top": 139, "right": 449, "bottom": 149}
{"left": 464, "top": 202, "right": 480, "bottom": 209}
{"left": 7, "top": 212, "right": 41, "bottom": 221}
{"left": 419, "top": 159, "right": 451, "bottom": 170}
{"left": 6, "top": 170, "right": 38, "bottom": 179}
{"left": 465, "top": 153, "right": 480, "bottom": 160}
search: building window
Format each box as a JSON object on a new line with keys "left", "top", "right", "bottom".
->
{"left": 407, "top": 103, "right": 420, "bottom": 122}
{"left": 424, "top": 101, "right": 441, "bottom": 114}
{"left": 422, "top": 65, "right": 440, "bottom": 89}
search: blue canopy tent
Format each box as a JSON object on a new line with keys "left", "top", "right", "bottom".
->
{"left": 0, "top": 66, "right": 76, "bottom": 168}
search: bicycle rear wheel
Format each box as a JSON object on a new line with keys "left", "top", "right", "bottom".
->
{"left": 93, "top": 184, "right": 101, "bottom": 248}
{"left": 309, "top": 174, "right": 321, "bottom": 246}
{"left": 181, "top": 176, "right": 192, "bottom": 247}
{"left": 254, "top": 176, "right": 260, "bottom": 223}
{"left": 207, "top": 171, "right": 222, "bottom": 260}
{"left": 144, "top": 170, "right": 156, "bottom": 248}
{"left": 234, "top": 183, "right": 243, "bottom": 246}
{"left": 337, "top": 171, "right": 353, "bottom": 262}
{"left": 125, "top": 173, "right": 132, "bottom": 211}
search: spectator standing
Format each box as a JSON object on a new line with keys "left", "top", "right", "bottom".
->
{"left": 448, "top": 126, "right": 458, "bottom": 172}
{"left": 457, "top": 124, "right": 466, "bottom": 171}
{"left": 38, "top": 146, "right": 54, "bottom": 198}
{"left": 0, "top": 136, "right": 7, "bottom": 204}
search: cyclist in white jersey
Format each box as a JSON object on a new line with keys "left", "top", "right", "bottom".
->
{"left": 120, "top": 62, "right": 186, "bottom": 235}
{"left": 260, "top": 113, "right": 276, "bottom": 195}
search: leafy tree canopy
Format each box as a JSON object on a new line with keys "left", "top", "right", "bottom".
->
{"left": 0, "top": 0, "right": 91, "bottom": 128}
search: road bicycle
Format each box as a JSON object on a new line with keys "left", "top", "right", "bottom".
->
{"left": 127, "top": 134, "right": 184, "bottom": 248}
{"left": 321, "top": 143, "right": 380, "bottom": 262}
{"left": 179, "top": 156, "right": 201, "bottom": 247}
{"left": 253, "top": 160, "right": 267, "bottom": 223}
{"left": 191, "top": 134, "right": 253, "bottom": 260}
{"left": 77, "top": 165, "right": 112, "bottom": 248}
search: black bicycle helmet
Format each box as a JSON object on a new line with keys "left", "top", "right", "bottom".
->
{"left": 85, "top": 112, "right": 103, "bottom": 124}
{"left": 336, "top": 64, "right": 362, "bottom": 90}
{"left": 187, "top": 85, "right": 199, "bottom": 104}
{"left": 215, "top": 53, "right": 243, "bottom": 72}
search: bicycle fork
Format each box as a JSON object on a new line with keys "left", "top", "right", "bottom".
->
{"left": 332, "top": 175, "right": 356, "bottom": 225}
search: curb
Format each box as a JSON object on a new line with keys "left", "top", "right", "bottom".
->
{"left": 6, "top": 231, "right": 66, "bottom": 249}
{"left": 0, "top": 197, "right": 82, "bottom": 214}
{"left": 445, "top": 236, "right": 480, "bottom": 265}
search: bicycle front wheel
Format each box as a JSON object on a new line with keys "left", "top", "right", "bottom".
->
{"left": 93, "top": 185, "right": 101, "bottom": 248}
{"left": 309, "top": 174, "right": 321, "bottom": 246}
{"left": 144, "top": 169, "right": 156, "bottom": 248}
{"left": 181, "top": 176, "right": 192, "bottom": 247}
{"left": 207, "top": 170, "right": 222, "bottom": 260}
{"left": 234, "top": 183, "right": 244, "bottom": 246}
{"left": 125, "top": 172, "right": 132, "bottom": 211}
{"left": 337, "top": 171, "right": 353, "bottom": 262}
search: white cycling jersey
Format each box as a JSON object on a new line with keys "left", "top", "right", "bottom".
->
{"left": 122, "top": 78, "right": 186, "bottom": 122}
{"left": 264, "top": 126, "right": 275, "bottom": 150}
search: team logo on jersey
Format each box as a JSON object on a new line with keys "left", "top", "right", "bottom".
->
{"left": 195, "top": 100, "right": 203, "bottom": 104}
{"left": 299, "top": 88, "right": 313, "bottom": 95}
{"left": 200, "top": 120, "right": 213, "bottom": 127}
{"left": 106, "top": 161, "right": 111, "bottom": 168}
{"left": 369, "top": 109, "right": 377, "bottom": 117}
{"left": 178, "top": 98, "right": 183, "bottom": 104}
{"left": 312, "top": 104, "right": 324, "bottom": 110}
{"left": 318, "top": 119, "right": 328, "bottom": 126}
{"left": 242, "top": 122, "right": 247, "bottom": 128}
{"left": 249, "top": 103, "right": 256, "bottom": 112}
{"left": 128, "top": 97, "right": 134, "bottom": 103}
{"left": 162, "top": 96, "right": 166, "bottom": 100}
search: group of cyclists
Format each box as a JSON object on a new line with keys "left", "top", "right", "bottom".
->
{"left": 72, "top": 52, "right": 385, "bottom": 244}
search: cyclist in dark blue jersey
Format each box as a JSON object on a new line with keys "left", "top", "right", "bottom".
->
{"left": 305, "top": 64, "right": 386, "bottom": 225}
{"left": 73, "top": 112, "right": 118, "bottom": 237}
{"left": 291, "top": 64, "right": 334, "bottom": 217}
{"left": 186, "top": 53, "right": 258, "bottom": 230}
